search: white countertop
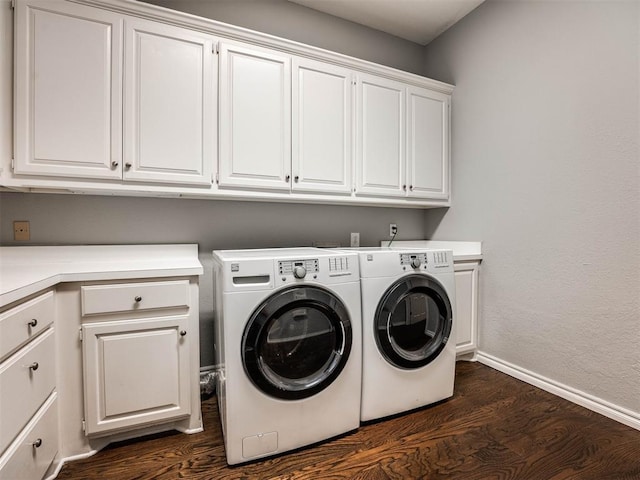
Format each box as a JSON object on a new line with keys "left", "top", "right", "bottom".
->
{"left": 0, "top": 244, "right": 203, "bottom": 308}
{"left": 384, "top": 240, "right": 482, "bottom": 261}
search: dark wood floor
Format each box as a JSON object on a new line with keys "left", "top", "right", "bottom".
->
{"left": 56, "top": 362, "right": 640, "bottom": 480}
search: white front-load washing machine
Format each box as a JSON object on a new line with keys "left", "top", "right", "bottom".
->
{"left": 351, "top": 247, "right": 456, "bottom": 422}
{"left": 212, "top": 248, "right": 362, "bottom": 465}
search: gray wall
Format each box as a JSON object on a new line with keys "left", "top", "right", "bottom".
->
{"left": 0, "top": 0, "right": 430, "bottom": 367}
{"left": 0, "top": 0, "right": 432, "bottom": 367}
{"left": 423, "top": 0, "right": 640, "bottom": 413}
{"left": 0, "top": 192, "right": 425, "bottom": 367}
{"left": 141, "top": 0, "right": 426, "bottom": 76}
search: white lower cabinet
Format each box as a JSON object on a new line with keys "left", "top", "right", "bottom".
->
{"left": 82, "top": 316, "right": 191, "bottom": 435}
{"left": 0, "top": 291, "right": 57, "bottom": 480}
{"left": 80, "top": 279, "right": 193, "bottom": 436}
{"left": 454, "top": 261, "right": 480, "bottom": 356}
{"left": 0, "top": 394, "right": 58, "bottom": 480}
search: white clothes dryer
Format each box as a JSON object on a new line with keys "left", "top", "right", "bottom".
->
{"left": 212, "top": 248, "right": 362, "bottom": 465}
{"left": 350, "top": 247, "right": 456, "bottom": 422}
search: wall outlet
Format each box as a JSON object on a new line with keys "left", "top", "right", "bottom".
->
{"left": 390, "top": 224, "right": 398, "bottom": 237}
{"left": 350, "top": 232, "right": 360, "bottom": 247}
{"left": 14, "top": 221, "right": 30, "bottom": 241}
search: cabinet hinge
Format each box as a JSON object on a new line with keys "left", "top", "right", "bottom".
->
{"left": 10, "top": 0, "right": 15, "bottom": 10}
{"left": 215, "top": 172, "right": 219, "bottom": 184}
{"left": 81, "top": 420, "right": 86, "bottom": 433}
{"left": 79, "top": 328, "right": 83, "bottom": 341}
{"left": 213, "top": 42, "right": 219, "bottom": 55}
{"left": 11, "top": 158, "right": 14, "bottom": 170}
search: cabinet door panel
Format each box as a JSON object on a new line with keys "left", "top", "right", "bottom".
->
{"left": 219, "top": 43, "right": 291, "bottom": 190}
{"left": 407, "top": 87, "right": 449, "bottom": 199}
{"left": 82, "top": 316, "right": 190, "bottom": 435}
{"left": 356, "top": 75, "right": 405, "bottom": 197}
{"left": 14, "top": 1, "right": 122, "bottom": 179}
{"left": 292, "top": 58, "right": 352, "bottom": 194}
{"left": 123, "top": 19, "right": 215, "bottom": 185}
{"left": 454, "top": 264, "right": 479, "bottom": 355}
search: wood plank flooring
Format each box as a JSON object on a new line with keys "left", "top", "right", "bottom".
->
{"left": 56, "top": 362, "right": 640, "bottom": 479}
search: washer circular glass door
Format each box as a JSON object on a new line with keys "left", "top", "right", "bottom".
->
{"left": 242, "top": 285, "right": 352, "bottom": 400}
{"left": 375, "top": 274, "right": 452, "bottom": 369}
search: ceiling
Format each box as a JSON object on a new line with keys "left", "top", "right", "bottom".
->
{"left": 286, "top": 0, "right": 484, "bottom": 45}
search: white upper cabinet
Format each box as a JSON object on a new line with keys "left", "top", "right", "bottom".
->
{"left": 407, "top": 87, "right": 450, "bottom": 199}
{"left": 9, "top": 0, "right": 452, "bottom": 206}
{"left": 292, "top": 58, "right": 353, "bottom": 195}
{"left": 123, "top": 19, "right": 216, "bottom": 186}
{"left": 356, "top": 75, "right": 451, "bottom": 200}
{"left": 355, "top": 74, "right": 406, "bottom": 197}
{"left": 218, "top": 42, "right": 291, "bottom": 191}
{"left": 14, "top": 0, "right": 123, "bottom": 179}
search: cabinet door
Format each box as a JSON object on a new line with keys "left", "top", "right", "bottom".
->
{"left": 123, "top": 19, "right": 216, "bottom": 186}
{"left": 355, "top": 74, "right": 405, "bottom": 197}
{"left": 292, "top": 58, "right": 353, "bottom": 194}
{"left": 407, "top": 87, "right": 450, "bottom": 199}
{"left": 454, "top": 262, "right": 479, "bottom": 356}
{"left": 219, "top": 42, "right": 291, "bottom": 191}
{"left": 82, "top": 316, "right": 190, "bottom": 435}
{"left": 14, "top": 0, "right": 123, "bottom": 179}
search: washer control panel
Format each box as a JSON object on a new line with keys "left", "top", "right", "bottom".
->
{"left": 278, "top": 259, "right": 319, "bottom": 277}
{"left": 400, "top": 253, "right": 428, "bottom": 268}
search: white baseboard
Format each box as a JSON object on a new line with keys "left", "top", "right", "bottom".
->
{"left": 477, "top": 351, "right": 640, "bottom": 431}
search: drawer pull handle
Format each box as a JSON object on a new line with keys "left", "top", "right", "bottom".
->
{"left": 29, "top": 362, "right": 39, "bottom": 371}
{"left": 180, "top": 330, "right": 187, "bottom": 337}
{"left": 135, "top": 296, "right": 142, "bottom": 303}
{"left": 28, "top": 318, "right": 38, "bottom": 328}
{"left": 32, "top": 438, "right": 43, "bottom": 449}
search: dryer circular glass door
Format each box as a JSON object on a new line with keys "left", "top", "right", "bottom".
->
{"left": 242, "top": 285, "right": 352, "bottom": 400}
{"left": 375, "top": 274, "right": 452, "bottom": 369}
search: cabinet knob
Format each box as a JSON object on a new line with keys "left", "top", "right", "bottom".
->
{"left": 29, "top": 362, "right": 39, "bottom": 371}
{"left": 180, "top": 330, "right": 187, "bottom": 337}
{"left": 409, "top": 185, "right": 414, "bottom": 191}
{"left": 111, "top": 161, "right": 119, "bottom": 168}
{"left": 134, "top": 296, "right": 142, "bottom": 303}
{"left": 31, "top": 438, "right": 43, "bottom": 449}
{"left": 125, "top": 162, "right": 132, "bottom": 169}
{"left": 294, "top": 176, "right": 299, "bottom": 183}
{"left": 402, "top": 184, "right": 407, "bottom": 191}
{"left": 285, "top": 175, "right": 290, "bottom": 182}
{"left": 28, "top": 318, "right": 38, "bottom": 328}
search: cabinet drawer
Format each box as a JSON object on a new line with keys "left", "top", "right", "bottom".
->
{"left": 0, "top": 393, "right": 58, "bottom": 480}
{"left": 0, "top": 291, "right": 54, "bottom": 362}
{"left": 0, "top": 329, "right": 55, "bottom": 456}
{"left": 81, "top": 280, "right": 190, "bottom": 316}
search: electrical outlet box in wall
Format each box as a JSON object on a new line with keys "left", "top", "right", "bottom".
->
{"left": 13, "top": 221, "right": 30, "bottom": 241}
{"left": 350, "top": 233, "right": 360, "bottom": 247}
